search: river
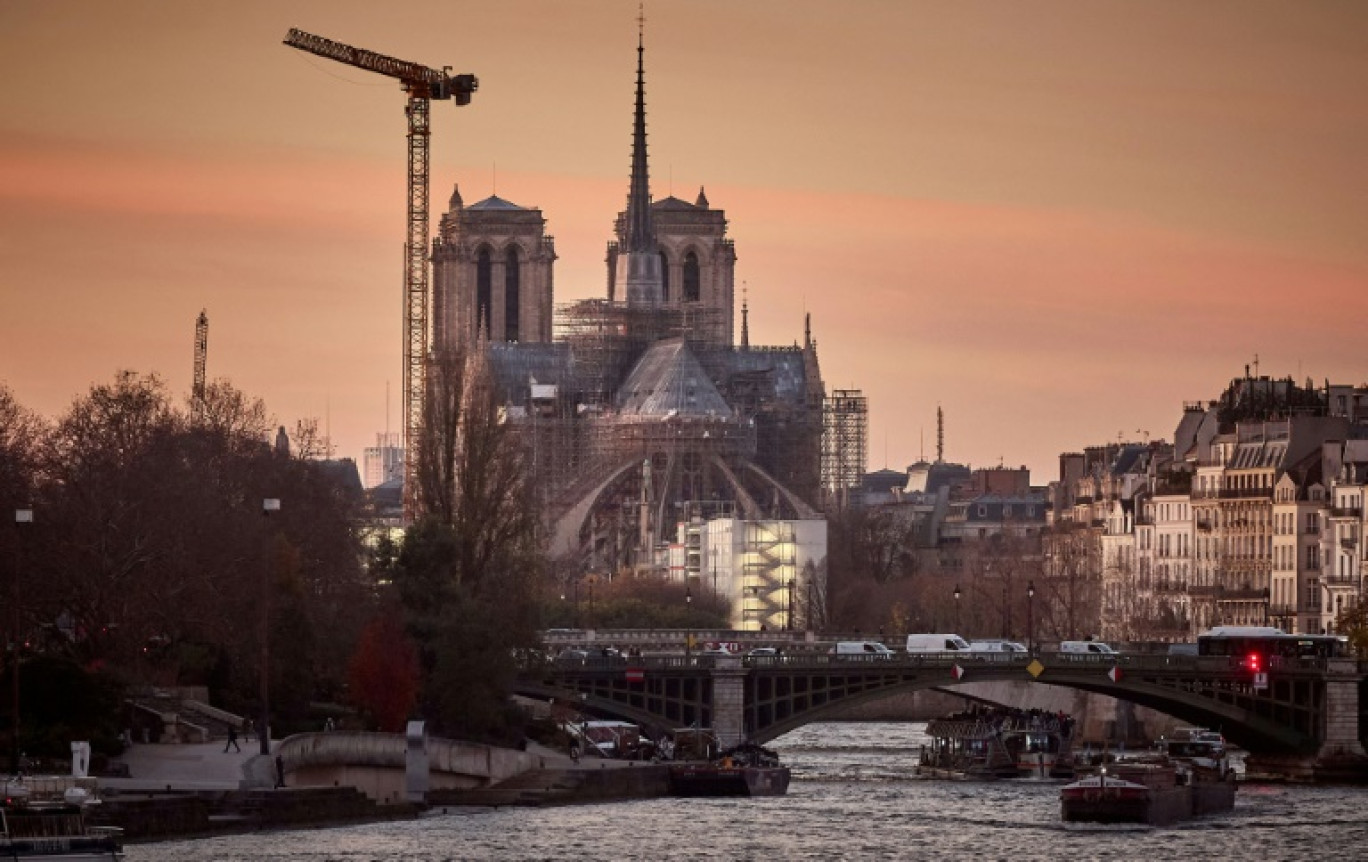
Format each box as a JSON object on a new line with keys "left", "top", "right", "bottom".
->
{"left": 130, "top": 722, "right": 1367, "bottom": 861}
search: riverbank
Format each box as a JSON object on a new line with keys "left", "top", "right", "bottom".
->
{"left": 73, "top": 739, "right": 670, "bottom": 842}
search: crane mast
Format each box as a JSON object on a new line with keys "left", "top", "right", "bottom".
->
{"left": 284, "top": 28, "right": 477, "bottom": 522}
{"left": 193, "top": 309, "right": 208, "bottom": 412}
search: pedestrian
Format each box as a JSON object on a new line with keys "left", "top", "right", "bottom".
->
{"left": 275, "top": 753, "right": 286, "bottom": 789}
{"left": 224, "top": 726, "right": 241, "bottom": 753}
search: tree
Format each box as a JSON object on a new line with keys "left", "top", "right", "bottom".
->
{"left": 26, "top": 371, "right": 371, "bottom": 719}
{"left": 347, "top": 611, "right": 420, "bottom": 732}
{"left": 1334, "top": 601, "right": 1368, "bottom": 658}
{"left": 1038, "top": 522, "right": 1103, "bottom": 641}
{"left": 396, "top": 349, "right": 543, "bottom": 742}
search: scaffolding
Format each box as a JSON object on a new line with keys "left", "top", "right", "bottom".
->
{"left": 822, "top": 389, "right": 868, "bottom": 510}
{"left": 491, "top": 298, "right": 828, "bottom": 572}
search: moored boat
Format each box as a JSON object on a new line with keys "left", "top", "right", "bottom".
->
{"left": 919, "top": 707, "right": 1075, "bottom": 780}
{"left": 668, "top": 742, "right": 791, "bottom": 797}
{"left": 1, "top": 783, "right": 124, "bottom": 860}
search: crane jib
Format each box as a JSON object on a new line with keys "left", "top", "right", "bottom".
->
{"left": 283, "top": 28, "right": 477, "bottom": 101}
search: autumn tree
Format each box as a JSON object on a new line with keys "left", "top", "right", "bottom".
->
{"left": 347, "top": 610, "right": 420, "bottom": 731}
{"left": 25, "top": 371, "right": 371, "bottom": 728}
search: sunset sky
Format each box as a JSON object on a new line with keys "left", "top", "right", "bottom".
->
{"left": 2, "top": 0, "right": 1366, "bottom": 483}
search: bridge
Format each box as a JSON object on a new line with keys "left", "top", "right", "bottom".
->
{"left": 516, "top": 648, "right": 1367, "bottom": 773}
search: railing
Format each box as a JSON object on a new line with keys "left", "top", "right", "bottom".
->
{"left": 524, "top": 651, "right": 1343, "bottom": 674}
{"left": 1331, "top": 506, "right": 1363, "bottom": 518}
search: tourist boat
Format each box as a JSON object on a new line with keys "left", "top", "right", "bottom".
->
{"left": 919, "top": 708, "right": 1075, "bottom": 779}
{"left": 1, "top": 783, "right": 124, "bottom": 860}
{"left": 668, "top": 741, "right": 791, "bottom": 797}
{"left": 1059, "top": 758, "right": 1236, "bottom": 826}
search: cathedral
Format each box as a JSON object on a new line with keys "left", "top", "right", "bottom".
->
{"left": 427, "top": 28, "right": 827, "bottom": 598}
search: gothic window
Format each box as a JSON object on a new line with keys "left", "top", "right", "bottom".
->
{"left": 659, "top": 251, "right": 670, "bottom": 302}
{"left": 505, "top": 246, "right": 521, "bottom": 342}
{"left": 683, "top": 251, "right": 700, "bottom": 302}
{"left": 476, "top": 247, "right": 492, "bottom": 337}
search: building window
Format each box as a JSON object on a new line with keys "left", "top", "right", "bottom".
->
{"left": 505, "top": 246, "right": 520, "bottom": 342}
{"left": 683, "top": 251, "right": 700, "bottom": 302}
{"left": 476, "top": 247, "right": 492, "bottom": 337}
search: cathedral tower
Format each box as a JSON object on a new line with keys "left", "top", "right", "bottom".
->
{"left": 604, "top": 34, "right": 736, "bottom": 345}
{"left": 431, "top": 184, "right": 556, "bottom": 354}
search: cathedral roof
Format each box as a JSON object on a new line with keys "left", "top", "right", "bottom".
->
{"left": 468, "top": 195, "right": 527, "bottom": 211}
{"left": 653, "top": 196, "right": 700, "bottom": 211}
{"left": 617, "top": 338, "right": 732, "bottom": 418}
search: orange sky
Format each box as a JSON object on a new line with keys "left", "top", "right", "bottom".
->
{"left": 2, "top": 0, "right": 1366, "bottom": 482}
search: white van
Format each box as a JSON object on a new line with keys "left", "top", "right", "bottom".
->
{"left": 833, "top": 641, "right": 895, "bottom": 659}
{"left": 905, "top": 633, "right": 972, "bottom": 653}
{"left": 1059, "top": 640, "right": 1118, "bottom": 655}
{"left": 967, "top": 639, "right": 1027, "bottom": 654}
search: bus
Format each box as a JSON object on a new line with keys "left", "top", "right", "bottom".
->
{"left": 1196, "top": 626, "right": 1349, "bottom": 669}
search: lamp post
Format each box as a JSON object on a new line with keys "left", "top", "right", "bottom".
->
{"left": 798, "top": 580, "right": 809, "bottom": 634}
{"left": 259, "top": 498, "right": 280, "bottom": 756}
{"left": 684, "top": 584, "right": 693, "bottom": 658}
{"left": 1001, "top": 580, "right": 1010, "bottom": 640}
{"left": 711, "top": 546, "right": 718, "bottom": 597}
{"left": 11, "top": 508, "right": 32, "bottom": 776}
{"left": 786, "top": 578, "right": 796, "bottom": 631}
{"left": 953, "top": 584, "right": 962, "bottom": 634}
{"left": 1027, "top": 580, "right": 1036, "bottom": 656}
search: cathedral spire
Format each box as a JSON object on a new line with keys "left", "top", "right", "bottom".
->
{"left": 624, "top": 10, "right": 654, "bottom": 253}
{"left": 616, "top": 8, "right": 665, "bottom": 306}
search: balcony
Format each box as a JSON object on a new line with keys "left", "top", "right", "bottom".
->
{"left": 1342, "top": 538, "right": 1358, "bottom": 551}
{"left": 1219, "top": 488, "right": 1273, "bottom": 499}
{"left": 1331, "top": 506, "right": 1363, "bottom": 518}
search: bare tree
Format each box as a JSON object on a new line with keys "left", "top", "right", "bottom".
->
{"left": 1038, "top": 522, "right": 1103, "bottom": 641}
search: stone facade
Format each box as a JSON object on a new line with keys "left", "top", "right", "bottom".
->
{"left": 431, "top": 187, "right": 556, "bottom": 354}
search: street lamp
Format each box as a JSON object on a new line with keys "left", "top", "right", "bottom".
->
{"left": 786, "top": 579, "right": 795, "bottom": 631}
{"left": 11, "top": 508, "right": 32, "bottom": 776}
{"left": 1027, "top": 580, "right": 1036, "bottom": 656}
{"left": 953, "top": 584, "right": 962, "bottom": 634}
{"left": 259, "top": 498, "right": 280, "bottom": 756}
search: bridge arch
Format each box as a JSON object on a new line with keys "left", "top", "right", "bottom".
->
{"left": 523, "top": 654, "right": 1353, "bottom": 756}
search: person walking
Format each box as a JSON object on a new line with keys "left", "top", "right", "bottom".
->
{"left": 275, "top": 753, "right": 286, "bottom": 789}
{"left": 224, "top": 726, "right": 241, "bottom": 753}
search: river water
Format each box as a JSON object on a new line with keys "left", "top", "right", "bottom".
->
{"left": 130, "top": 722, "right": 1367, "bottom": 861}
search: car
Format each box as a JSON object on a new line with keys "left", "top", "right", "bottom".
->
{"left": 554, "top": 648, "right": 590, "bottom": 664}
{"left": 747, "top": 647, "right": 780, "bottom": 657}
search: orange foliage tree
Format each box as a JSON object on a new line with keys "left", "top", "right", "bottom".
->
{"left": 347, "top": 612, "right": 420, "bottom": 732}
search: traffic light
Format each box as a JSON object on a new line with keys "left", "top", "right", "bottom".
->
{"left": 1244, "top": 651, "right": 1263, "bottom": 673}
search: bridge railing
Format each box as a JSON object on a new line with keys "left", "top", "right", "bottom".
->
{"left": 523, "top": 650, "right": 1345, "bottom": 676}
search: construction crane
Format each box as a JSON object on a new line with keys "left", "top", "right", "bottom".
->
{"left": 283, "top": 28, "right": 477, "bottom": 522}
{"left": 193, "top": 309, "right": 208, "bottom": 412}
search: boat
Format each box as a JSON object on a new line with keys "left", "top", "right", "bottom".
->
{"left": 668, "top": 740, "right": 791, "bottom": 797}
{"left": 2, "top": 782, "right": 125, "bottom": 860}
{"left": 918, "top": 708, "right": 1076, "bottom": 780}
{"left": 1060, "top": 757, "right": 1236, "bottom": 826}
